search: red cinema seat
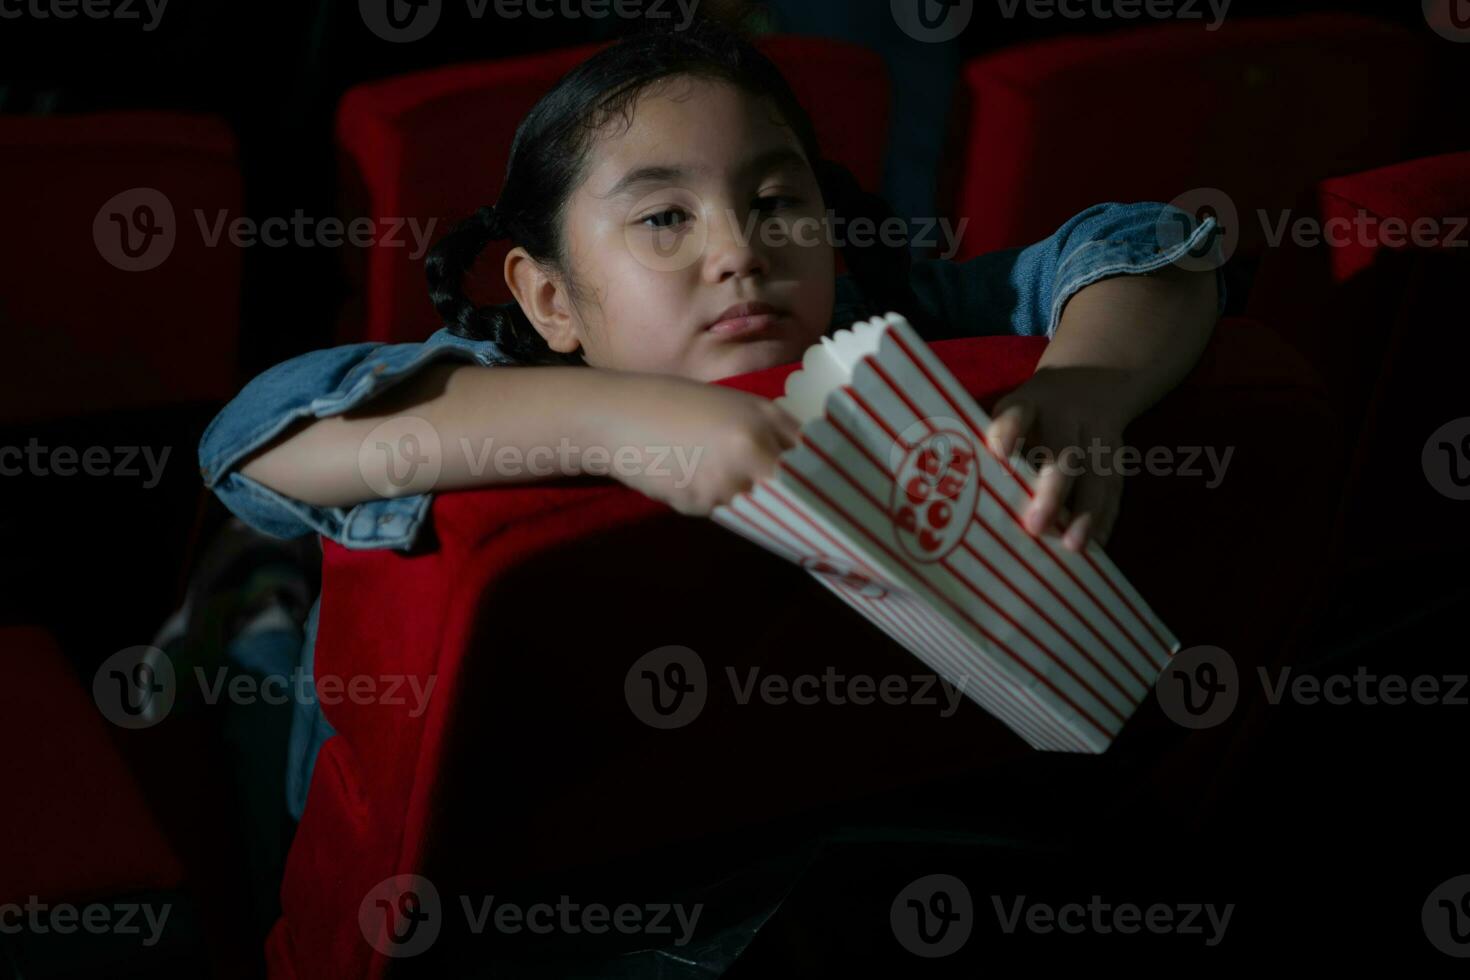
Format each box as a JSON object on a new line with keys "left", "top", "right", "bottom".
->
{"left": 0, "top": 112, "right": 242, "bottom": 424}
{"left": 266, "top": 320, "right": 1341, "bottom": 978}
{"left": 334, "top": 35, "right": 891, "bottom": 345}
{"left": 942, "top": 14, "right": 1443, "bottom": 264}
{"left": 0, "top": 626, "right": 184, "bottom": 905}
{"left": 1247, "top": 152, "right": 1470, "bottom": 578}
{"left": 0, "top": 112, "right": 243, "bottom": 645}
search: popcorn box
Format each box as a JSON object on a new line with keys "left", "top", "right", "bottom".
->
{"left": 712, "top": 313, "right": 1178, "bottom": 752}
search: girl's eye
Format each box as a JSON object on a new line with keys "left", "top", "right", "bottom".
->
{"left": 640, "top": 207, "right": 689, "bottom": 230}
{"left": 756, "top": 195, "right": 801, "bottom": 212}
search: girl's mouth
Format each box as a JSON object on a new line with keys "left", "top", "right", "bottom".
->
{"left": 706, "top": 312, "right": 787, "bottom": 338}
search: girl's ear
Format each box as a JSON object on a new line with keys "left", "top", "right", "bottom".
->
{"left": 504, "top": 247, "right": 581, "bottom": 354}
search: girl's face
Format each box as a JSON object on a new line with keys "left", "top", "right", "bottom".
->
{"left": 515, "top": 77, "right": 836, "bottom": 382}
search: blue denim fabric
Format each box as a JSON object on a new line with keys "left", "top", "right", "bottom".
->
{"left": 286, "top": 595, "right": 332, "bottom": 820}
{"left": 198, "top": 201, "right": 1227, "bottom": 821}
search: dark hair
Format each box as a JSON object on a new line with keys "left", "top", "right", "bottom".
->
{"left": 425, "top": 15, "right": 939, "bottom": 366}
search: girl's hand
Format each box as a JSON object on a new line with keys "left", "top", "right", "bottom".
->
{"left": 596, "top": 375, "right": 801, "bottom": 516}
{"left": 985, "top": 367, "right": 1134, "bottom": 552}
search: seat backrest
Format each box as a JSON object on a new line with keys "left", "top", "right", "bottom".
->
{"left": 1247, "top": 151, "right": 1470, "bottom": 425}
{"left": 0, "top": 112, "right": 242, "bottom": 424}
{"left": 944, "top": 13, "right": 1443, "bottom": 264}
{"left": 334, "top": 35, "right": 891, "bottom": 345}
{"left": 1247, "top": 151, "right": 1470, "bottom": 575}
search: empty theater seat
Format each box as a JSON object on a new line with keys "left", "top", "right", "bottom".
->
{"left": 942, "top": 14, "right": 1443, "bottom": 265}
{"left": 334, "top": 35, "right": 892, "bottom": 345}
{"left": 0, "top": 626, "right": 189, "bottom": 971}
{"left": 0, "top": 111, "right": 243, "bottom": 654}
{"left": 0, "top": 112, "right": 242, "bottom": 424}
{"left": 1246, "top": 152, "right": 1470, "bottom": 577}
{"left": 266, "top": 320, "right": 1342, "bottom": 978}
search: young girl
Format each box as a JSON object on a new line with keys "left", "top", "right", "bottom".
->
{"left": 198, "top": 18, "right": 1223, "bottom": 824}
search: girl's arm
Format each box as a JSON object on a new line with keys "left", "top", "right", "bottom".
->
{"left": 986, "top": 263, "right": 1221, "bottom": 550}
{"left": 239, "top": 363, "right": 799, "bottom": 515}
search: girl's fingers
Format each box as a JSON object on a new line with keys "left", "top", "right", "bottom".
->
{"left": 1025, "top": 460, "right": 1072, "bottom": 536}
{"left": 1064, "top": 473, "right": 1112, "bottom": 552}
{"left": 768, "top": 405, "right": 801, "bottom": 449}
{"left": 1093, "top": 479, "right": 1123, "bottom": 547}
{"left": 986, "top": 400, "right": 1035, "bottom": 460}
{"left": 1062, "top": 510, "right": 1093, "bottom": 552}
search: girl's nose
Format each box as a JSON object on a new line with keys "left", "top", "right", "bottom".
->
{"left": 702, "top": 206, "right": 769, "bottom": 283}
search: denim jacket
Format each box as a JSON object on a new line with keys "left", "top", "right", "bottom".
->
{"left": 197, "top": 200, "right": 1226, "bottom": 818}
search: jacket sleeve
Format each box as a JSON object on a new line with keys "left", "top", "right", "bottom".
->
{"left": 908, "top": 201, "right": 1230, "bottom": 341}
{"left": 197, "top": 332, "right": 498, "bottom": 551}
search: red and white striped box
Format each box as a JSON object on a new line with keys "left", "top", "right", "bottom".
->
{"left": 712, "top": 313, "right": 1178, "bottom": 752}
